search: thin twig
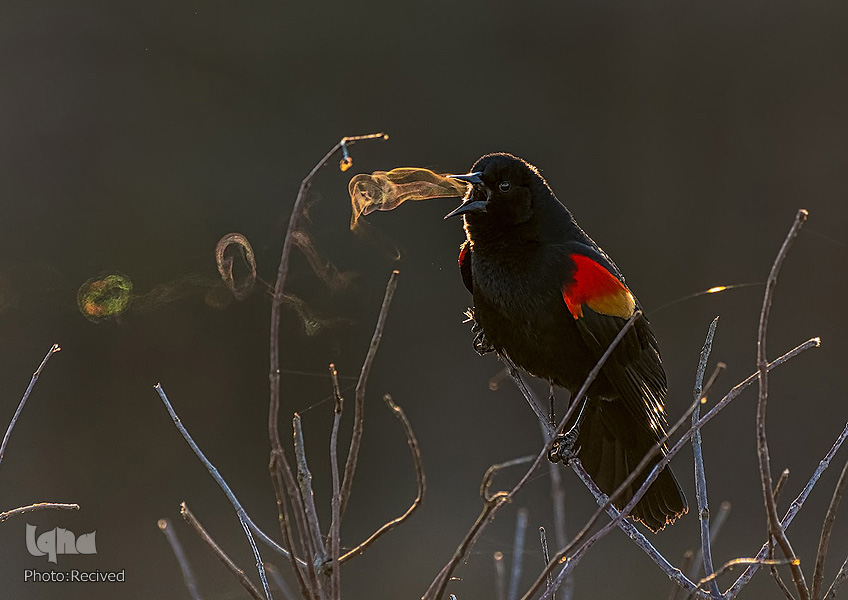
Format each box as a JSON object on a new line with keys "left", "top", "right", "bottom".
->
{"left": 339, "top": 393, "right": 425, "bottom": 563}
{"left": 154, "top": 384, "right": 273, "bottom": 600}
{"left": 159, "top": 517, "right": 203, "bottom": 600}
{"left": 271, "top": 448, "right": 322, "bottom": 597}
{"left": 339, "top": 269, "right": 399, "bottom": 520}
{"left": 539, "top": 527, "right": 554, "bottom": 600}
{"left": 494, "top": 552, "right": 507, "bottom": 600}
{"left": 423, "top": 455, "right": 535, "bottom": 600}
{"left": 328, "top": 364, "right": 343, "bottom": 600}
{"left": 0, "top": 502, "right": 79, "bottom": 522}
{"left": 687, "top": 501, "right": 732, "bottom": 595}
{"left": 692, "top": 317, "right": 721, "bottom": 599}
{"left": 699, "top": 556, "right": 795, "bottom": 587}
{"left": 180, "top": 503, "right": 264, "bottom": 600}
{"left": 774, "top": 469, "right": 791, "bottom": 503}
{"left": 293, "top": 413, "right": 326, "bottom": 564}
{"left": 824, "top": 554, "right": 848, "bottom": 600}
{"left": 0, "top": 343, "right": 60, "bottom": 465}
{"left": 508, "top": 508, "right": 529, "bottom": 600}
{"left": 813, "top": 457, "right": 848, "bottom": 600}
{"left": 726, "top": 420, "right": 848, "bottom": 598}
{"left": 269, "top": 453, "right": 314, "bottom": 600}
{"left": 756, "top": 209, "right": 810, "bottom": 600}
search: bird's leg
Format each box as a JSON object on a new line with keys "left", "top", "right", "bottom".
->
{"left": 548, "top": 380, "right": 556, "bottom": 429}
{"left": 548, "top": 395, "right": 589, "bottom": 464}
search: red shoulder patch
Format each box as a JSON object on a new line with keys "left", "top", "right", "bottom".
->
{"left": 562, "top": 254, "right": 636, "bottom": 319}
{"left": 458, "top": 242, "right": 473, "bottom": 293}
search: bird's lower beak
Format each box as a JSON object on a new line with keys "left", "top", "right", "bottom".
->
{"left": 444, "top": 199, "right": 488, "bottom": 219}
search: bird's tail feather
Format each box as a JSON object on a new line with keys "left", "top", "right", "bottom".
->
{"left": 576, "top": 398, "right": 688, "bottom": 532}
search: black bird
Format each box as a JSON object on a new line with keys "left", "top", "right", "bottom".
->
{"left": 446, "top": 152, "right": 687, "bottom": 532}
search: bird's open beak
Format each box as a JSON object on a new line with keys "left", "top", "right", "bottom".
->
{"left": 445, "top": 172, "right": 486, "bottom": 219}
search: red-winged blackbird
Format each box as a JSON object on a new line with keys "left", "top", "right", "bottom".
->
{"left": 446, "top": 152, "right": 687, "bottom": 532}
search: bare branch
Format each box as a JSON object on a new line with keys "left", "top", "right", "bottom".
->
{"left": 154, "top": 384, "right": 273, "bottom": 600}
{"left": 0, "top": 343, "right": 60, "bottom": 465}
{"left": 293, "top": 413, "right": 326, "bottom": 564}
{"left": 269, "top": 452, "right": 314, "bottom": 600}
{"left": 328, "top": 364, "right": 343, "bottom": 600}
{"left": 530, "top": 337, "right": 819, "bottom": 600}
{"left": 494, "top": 552, "right": 507, "bottom": 600}
{"left": 692, "top": 317, "right": 721, "bottom": 599}
{"left": 700, "top": 556, "right": 796, "bottom": 588}
{"left": 508, "top": 508, "right": 529, "bottom": 600}
{"left": 339, "top": 393, "right": 425, "bottom": 563}
{"left": 726, "top": 420, "right": 848, "bottom": 598}
{"left": 0, "top": 502, "right": 79, "bottom": 522}
{"left": 179, "top": 503, "right": 264, "bottom": 600}
{"left": 339, "top": 269, "right": 400, "bottom": 520}
{"left": 687, "top": 501, "right": 732, "bottom": 595}
{"left": 539, "top": 527, "right": 554, "bottom": 600}
{"left": 824, "top": 554, "right": 848, "bottom": 600}
{"left": 267, "top": 134, "right": 387, "bottom": 562}
{"left": 774, "top": 469, "right": 791, "bottom": 503}
{"left": 756, "top": 209, "right": 810, "bottom": 600}
{"left": 812, "top": 457, "right": 848, "bottom": 600}
{"left": 158, "top": 517, "right": 203, "bottom": 600}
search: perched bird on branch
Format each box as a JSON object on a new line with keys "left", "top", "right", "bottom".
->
{"left": 446, "top": 152, "right": 687, "bottom": 532}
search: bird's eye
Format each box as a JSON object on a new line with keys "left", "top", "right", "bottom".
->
{"left": 498, "top": 181, "right": 511, "bottom": 192}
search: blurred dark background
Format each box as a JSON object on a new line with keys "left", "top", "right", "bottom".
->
{"left": 1, "top": 1, "right": 847, "bottom": 598}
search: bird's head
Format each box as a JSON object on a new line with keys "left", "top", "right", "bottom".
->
{"left": 444, "top": 153, "right": 549, "bottom": 227}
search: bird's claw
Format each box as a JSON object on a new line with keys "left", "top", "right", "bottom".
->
{"left": 548, "top": 429, "right": 580, "bottom": 464}
{"left": 469, "top": 313, "right": 494, "bottom": 356}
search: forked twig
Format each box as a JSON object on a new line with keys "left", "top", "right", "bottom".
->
{"left": 756, "top": 209, "right": 810, "bottom": 600}
{"left": 180, "top": 503, "right": 264, "bottom": 600}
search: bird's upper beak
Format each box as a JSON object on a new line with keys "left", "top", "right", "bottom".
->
{"left": 444, "top": 172, "right": 486, "bottom": 219}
